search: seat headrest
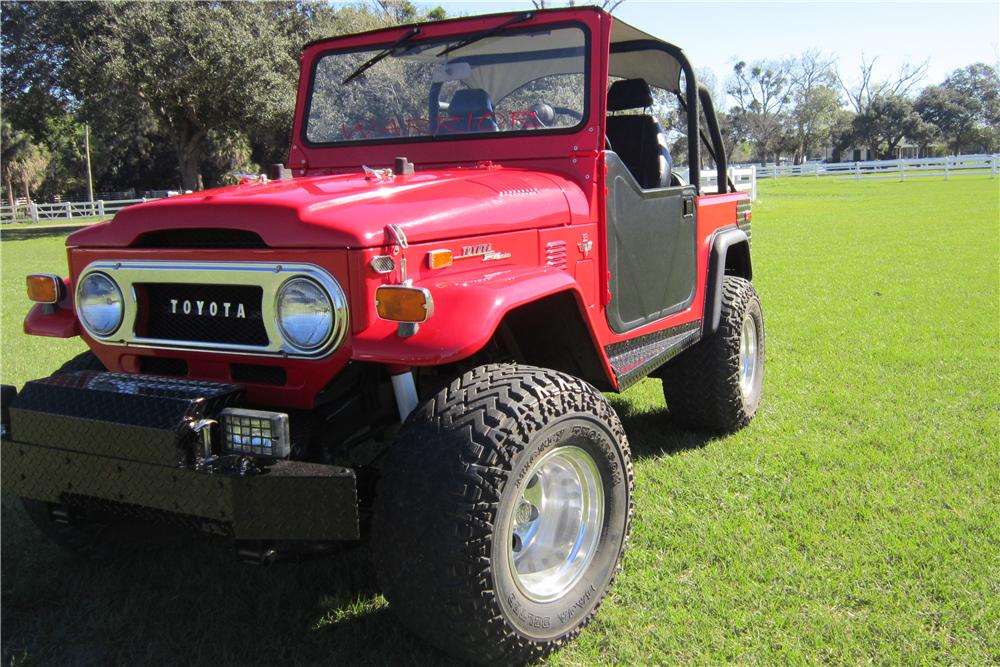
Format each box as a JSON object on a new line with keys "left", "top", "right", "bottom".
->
{"left": 607, "top": 78, "right": 653, "bottom": 112}
{"left": 450, "top": 88, "right": 494, "bottom": 116}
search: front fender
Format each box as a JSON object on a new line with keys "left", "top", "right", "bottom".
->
{"left": 351, "top": 267, "right": 582, "bottom": 366}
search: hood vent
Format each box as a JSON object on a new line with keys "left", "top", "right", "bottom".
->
{"left": 133, "top": 228, "right": 267, "bottom": 249}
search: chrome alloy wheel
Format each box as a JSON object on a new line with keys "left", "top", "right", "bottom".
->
{"left": 506, "top": 446, "right": 604, "bottom": 602}
{"left": 739, "top": 313, "right": 758, "bottom": 397}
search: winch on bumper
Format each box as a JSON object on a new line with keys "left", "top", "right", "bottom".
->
{"left": 0, "top": 371, "right": 358, "bottom": 541}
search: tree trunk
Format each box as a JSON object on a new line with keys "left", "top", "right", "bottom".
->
{"left": 177, "top": 141, "right": 204, "bottom": 191}
{"left": 175, "top": 122, "right": 206, "bottom": 192}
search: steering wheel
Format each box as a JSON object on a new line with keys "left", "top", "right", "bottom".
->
{"left": 552, "top": 106, "right": 583, "bottom": 121}
{"left": 527, "top": 102, "right": 584, "bottom": 128}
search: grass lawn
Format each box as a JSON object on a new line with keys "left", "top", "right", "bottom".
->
{"left": 1, "top": 217, "right": 109, "bottom": 231}
{"left": 1, "top": 177, "right": 998, "bottom": 665}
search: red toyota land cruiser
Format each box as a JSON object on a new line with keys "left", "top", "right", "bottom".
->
{"left": 3, "top": 7, "right": 763, "bottom": 663}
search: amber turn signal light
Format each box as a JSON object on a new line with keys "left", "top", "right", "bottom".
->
{"left": 375, "top": 285, "right": 434, "bottom": 323}
{"left": 26, "top": 274, "right": 63, "bottom": 304}
{"left": 426, "top": 249, "right": 453, "bottom": 270}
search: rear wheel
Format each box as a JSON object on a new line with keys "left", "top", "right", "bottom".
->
{"left": 660, "top": 277, "right": 765, "bottom": 432}
{"left": 373, "top": 364, "right": 634, "bottom": 664}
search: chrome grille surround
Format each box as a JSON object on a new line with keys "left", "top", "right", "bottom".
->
{"left": 75, "top": 260, "right": 348, "bottom": 358}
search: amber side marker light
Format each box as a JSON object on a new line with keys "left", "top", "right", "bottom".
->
{"left": 375, "top": 285, "right": 434, "bottom": 323}
{"left": 26, "top": 274, "right": 63, "bottom": 304}
{"left": 426, "top": 249, "right": 453, "bottom": 270}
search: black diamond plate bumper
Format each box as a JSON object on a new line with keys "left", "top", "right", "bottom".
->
{"left": 0, "top": 372, "right": 359, "bottom": 541}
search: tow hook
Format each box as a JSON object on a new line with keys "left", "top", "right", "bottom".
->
{"left": 236, "top": 541, "right": 279, "bottom": 566}
{"left": 47, "top": 503, "right": 79, "bottom": 525}
{"left": 235, "top": 541, "right": 341, "bottom": 566}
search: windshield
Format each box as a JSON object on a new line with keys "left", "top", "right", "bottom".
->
{"left": 305, "top": 25, "right": 588, "bottom": 145}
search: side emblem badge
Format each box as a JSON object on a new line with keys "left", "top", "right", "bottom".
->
{"left": 578, "top": 233, "right": 593, "bottom": 258}
{"left": 454, "top": 243, "right": 511, "bottom": 262}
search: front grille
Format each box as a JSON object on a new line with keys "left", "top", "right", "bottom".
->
{"left": 137, "top": 283, "right": 268, "bottom": 346}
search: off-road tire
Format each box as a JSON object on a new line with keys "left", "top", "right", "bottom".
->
{"left": 373, "top": 364, "right": 634, "bottom": 665}
{"left": 20, "top": 351, "right": 184, "bottom": 557}
{"left": 660, "top": 277, "right": 765, "bottom": 433}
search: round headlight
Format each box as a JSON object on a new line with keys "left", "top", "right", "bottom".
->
{"left": 77, "top": 272, "right": 124, "bottom": 336}
{"left": 276, "top": 277, "right": 334, "bottom": 351}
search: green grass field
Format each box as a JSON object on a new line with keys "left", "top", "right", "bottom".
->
{"left": 1, "top": 177, "right": 998, "bottom": 665}
{"left": 0, "top": 217, "right": 109, "bottom": 231}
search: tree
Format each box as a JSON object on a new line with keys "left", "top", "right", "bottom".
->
{"left": 1, "top": 122, "right": 31, "bottom": 205}
{"left": 727, "top": 60, "right": 792, "bottom": 163}
{"left": 916, "top": 63, "right": 1000, "bottom": 154}
{"left": 851, "top": 94, "right": 931, "bottom": 159}
{"left": 36, "top": 115, "right": 88, "bottom": 200}
{"left": 786, "top": 51, "right": 841, "bottom": 163}
{"left": 1, "top": 121, "right": 50, "bottom": 203}
{"left": 837, "top": 55, "right": 928, "bottom": 115}
{"left": 0, "top": 2, "right": 103, "bottom": 139}
{"left": 65, "top": 2, "right": 307, "bottom": 191}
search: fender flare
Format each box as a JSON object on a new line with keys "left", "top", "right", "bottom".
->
{"left": 351, "top": 268, "right": 603, "bottom": 370}
{"left": 704, "top": 228, "right": 752, "bottom": 336}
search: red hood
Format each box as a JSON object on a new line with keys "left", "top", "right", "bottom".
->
{"left": 68, "top": 166, "right": 578, "bottom": 249}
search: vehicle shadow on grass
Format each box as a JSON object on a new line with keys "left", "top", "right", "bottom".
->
{"left": 1, "top": 401, "right": 714, "bottom": 667}
{"left": 0, "top": 227, "right": 82, "bottom": 242}
{"left": 607, "top": 395, "right": 720, "bottom": 460}
{"left": 0, "top": 498, "right": 465, "bottom": 667}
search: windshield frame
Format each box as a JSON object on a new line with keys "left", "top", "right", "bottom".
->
{"left": 300, "top": 20, "right": 592, "bottom": 150}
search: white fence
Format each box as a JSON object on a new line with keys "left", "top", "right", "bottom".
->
{"left": 0, "top": 198, "right": 162, "bottom": 225}
{"left": 698, "top": 166, "right": 758, "bottom": 200}
{"left": 757, "top": 154, "right": 999, "bottom": 181}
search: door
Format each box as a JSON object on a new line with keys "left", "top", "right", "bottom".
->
{"left": 604, "top": 151, "right": 697, "bottom": 334}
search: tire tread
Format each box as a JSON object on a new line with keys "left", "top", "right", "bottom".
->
{"left": 373, "top": 364, "right": 634, "bottom": 664}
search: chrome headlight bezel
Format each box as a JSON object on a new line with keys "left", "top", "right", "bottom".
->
{"left": 274, "top": 276, "right": 338, "bottom": 353}
{"left": 75, "top": 272, "right": 125, "bottom": 337}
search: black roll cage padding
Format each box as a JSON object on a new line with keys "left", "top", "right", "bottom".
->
{"left": 704, "top": 227, "right": 751, "bottom": 336}
{"left": 698, "top": 84, "right": 734, "bottom": 195}
{"left": 610, "top": 40, "right": 700, "bottom": 192}
{"left": 673, "top": 86, "right": 734, "bottom": 195}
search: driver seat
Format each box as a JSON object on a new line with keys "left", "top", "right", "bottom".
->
{"left": 605, "top": 78, "right": 672, "bottom": 189}
{"left": 440, "top": 88, "right": 499, "bottom": 133}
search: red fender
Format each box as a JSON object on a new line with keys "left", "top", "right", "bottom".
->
{"left": 351, "top": 267, "right": 610, "bottom": 380}
{"left": 23, "top": 277, "right": 79, "bottom": 338}
{"left": 24, "top": 303, "right": 80, "bottom": 338}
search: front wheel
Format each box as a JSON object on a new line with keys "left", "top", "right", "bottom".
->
{"left": 373, "top": 364, "right": 634, "bottom": 664}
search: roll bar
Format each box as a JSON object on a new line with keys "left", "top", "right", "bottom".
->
{"left": 698, "top": 84, "right": 729, "bottom": 194}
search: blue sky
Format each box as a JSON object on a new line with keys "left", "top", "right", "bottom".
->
{"left": 383, "top": 1, "right": 1000, "bottom": 101}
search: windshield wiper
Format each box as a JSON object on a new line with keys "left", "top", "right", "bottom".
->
{"left": 436, "top": 12, "right": 533, "bottom": 58}
{"left": 342, "top": 26, "right": 421, "bottom": 85}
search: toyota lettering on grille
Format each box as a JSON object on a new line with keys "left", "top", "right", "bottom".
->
{"left": 169, "top": 299, "right": 247, "bottom": 319}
